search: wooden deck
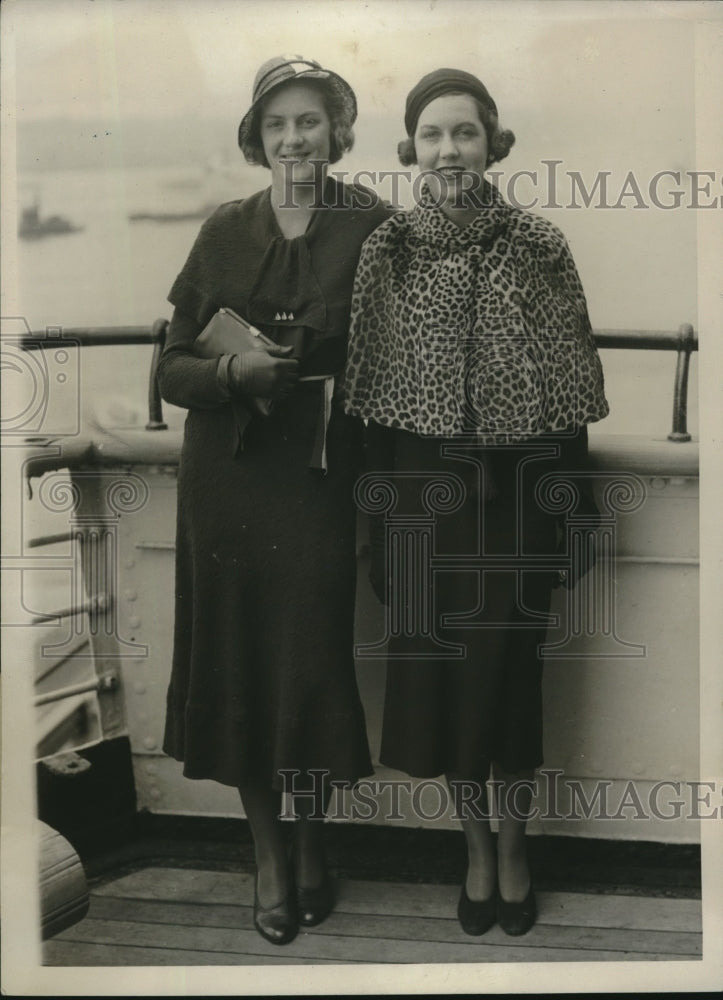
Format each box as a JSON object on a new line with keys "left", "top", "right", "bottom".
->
{"left": 43, "top": 866, "right": 702, "bottom": 966}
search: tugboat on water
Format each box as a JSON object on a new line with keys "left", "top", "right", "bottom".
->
{"left": 18, "top": 200, "right": 83, "bottom": 239}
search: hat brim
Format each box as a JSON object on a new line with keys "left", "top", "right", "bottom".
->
{"left": 238, "top": 69, "right": 357, "bottom": 150}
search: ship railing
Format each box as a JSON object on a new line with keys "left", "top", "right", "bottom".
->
{"left": 19, "top": 319, "right": 699, "bottom": 443}
{"left": 17, "top": 321, "right": 698, "bottom": 727}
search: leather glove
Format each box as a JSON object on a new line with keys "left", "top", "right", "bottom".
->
{"left": 228, "top": 345, "right": 299, "bottom": 399}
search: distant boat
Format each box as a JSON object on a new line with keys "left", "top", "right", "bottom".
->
{"left": 19, "top": 202, "right": 83, "bottom": 239}
{"left": 129, "top": 153, "right": 242, "bottom": 224}
{"left": 128, "top": 203, "right": 219, "bottom": 224}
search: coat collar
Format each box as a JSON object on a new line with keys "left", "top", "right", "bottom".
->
{"left": 410, "top": 178, "right": 510, "bottom": 254}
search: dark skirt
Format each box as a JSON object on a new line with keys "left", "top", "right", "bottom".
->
{"left": 163, "top": 385, "right": 373, "bottom": 790}
{"left": 379, "top": 430, "right": 559, "bottom": 779}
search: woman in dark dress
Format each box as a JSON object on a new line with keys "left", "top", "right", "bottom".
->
{"left": 158, "top": 55, "right": 389, "bottom": 945}
{"left": 343, "top": 69, "right": 609, "bottom": 937}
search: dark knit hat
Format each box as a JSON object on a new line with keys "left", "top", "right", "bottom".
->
{"left": 404, "top": 68, "right": 497, "bottom": 136}
{"left": 238, "top": 54, "right": 357, "bottom": 149}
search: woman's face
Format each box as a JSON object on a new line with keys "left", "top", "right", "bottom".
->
{"left": 260, "top": 81, "right": 331, "bottom": 185}
{"left": 414, "top": 93, "right": 489, "bottom": 210}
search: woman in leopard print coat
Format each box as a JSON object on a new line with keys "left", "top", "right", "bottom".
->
{"left": 343, "top": 69, "right": 608, "bottom": 937}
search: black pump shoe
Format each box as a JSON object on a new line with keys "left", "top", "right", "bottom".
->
{"left": 253, "top": 877, "right": 298, "bottom": 945}
{"left": 296, "top": 870, "right": 335, "bottom": 927}
{"left": 496, "top": 882, "right": 537, "bottom": 937}
{"left": 457, "top": 882, "right": 497, "bottom": 936}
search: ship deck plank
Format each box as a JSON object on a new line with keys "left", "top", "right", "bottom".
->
{"left": 43, "top": 866, "right": 702, "bottom": 967}
{"left": 91, "top": 868, "right": 703, "bottom": 932}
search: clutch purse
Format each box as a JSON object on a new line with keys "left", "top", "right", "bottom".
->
{"left": 194, "top": 307, "right": 276, "bottom": 416}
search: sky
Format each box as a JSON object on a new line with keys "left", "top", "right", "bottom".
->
{"left": 5, "top": 0, "right": 721, "bottom": 332}
{"left": 1, "top": 4, "right": 722, "bottom": 994}
{"left": 5, "top": 0, "right": 712, "bottom": 126}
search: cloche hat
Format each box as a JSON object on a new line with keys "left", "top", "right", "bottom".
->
{"left": 238, "top": 54, "right": 357, "bottom": 148}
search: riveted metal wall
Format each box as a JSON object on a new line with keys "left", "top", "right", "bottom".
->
{"left": 115, "top": 438, "right": 699, "bottom": 842}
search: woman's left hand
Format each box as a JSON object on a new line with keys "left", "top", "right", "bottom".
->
{"left": 228, "top": 345, "right": 300, "bottom": 399}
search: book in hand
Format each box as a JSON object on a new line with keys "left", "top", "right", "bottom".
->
{"left": 194, "top": 307, "right": 277, "bottom": 416}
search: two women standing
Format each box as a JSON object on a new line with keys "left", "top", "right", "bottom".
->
{"left": 160, "top": 57, "right": 608, "bottom": 945}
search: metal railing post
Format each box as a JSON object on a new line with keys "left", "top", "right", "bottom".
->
{"left": 146, "top": 318, "right": 168, "bottom": 430}
{"left": 667, "top": 323, "right": 695, "bottom": 442}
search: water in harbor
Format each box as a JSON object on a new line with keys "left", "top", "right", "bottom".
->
{"left": 8, "top": 163, "right": 698, "bottom": 440}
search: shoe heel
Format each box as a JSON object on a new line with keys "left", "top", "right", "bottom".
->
{"left": 496, "top": 883, "right": 537, "bottom": 937}
{"left": 457, "top": 883, "right": 497, "bottom": 936}
{"left": 296, "top": 870, "right": 335, "bottom": 927}
{"left": 253, "top": 875, "right": 298, "bottom": 945}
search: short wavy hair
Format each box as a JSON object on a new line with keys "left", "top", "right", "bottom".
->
{"left": 397, "top": 94, "right": 515, "bottom": 168}
{"left": 240, "top": 78, "right": 355, "bottom": 168}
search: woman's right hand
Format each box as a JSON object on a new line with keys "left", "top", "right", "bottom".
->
{"left": 228, "top": 345, "right": 299, "bottom": 398}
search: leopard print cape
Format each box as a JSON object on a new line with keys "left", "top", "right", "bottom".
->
{"left": 341, "top": 181, "right": 609, "bottom": 442}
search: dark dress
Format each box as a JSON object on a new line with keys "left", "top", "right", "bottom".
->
{"left": 367, "top": 422, "right": 593, "bottom": 780}
{"left": 158, "top": 178, "right": 390, "bottom": 790}
{"left": 344, "top": 182, "right": 607, "bottom": 781}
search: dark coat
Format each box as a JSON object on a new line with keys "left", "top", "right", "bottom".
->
{"left": 159, "top": 179, "right": 390, "bottom": 789}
